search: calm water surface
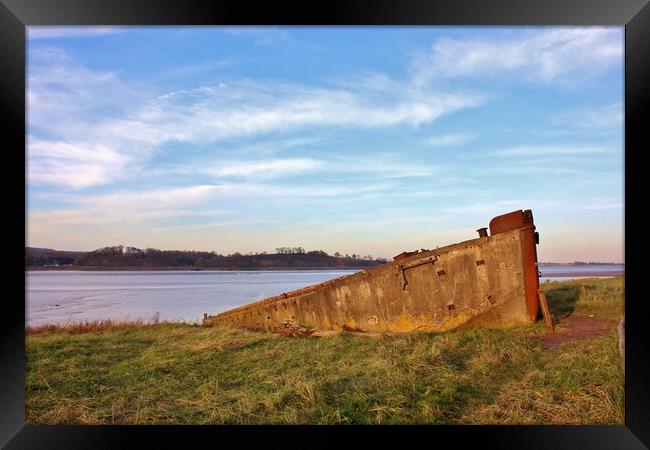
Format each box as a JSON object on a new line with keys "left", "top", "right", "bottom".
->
{"left": 26, "top": 270, "right": 356, "bottom": 326}
{"left": 538, "top": 264, "right": 624, "bottom": 282}
{"left": 26, "top": 265, "right": 623, "bottom": 326}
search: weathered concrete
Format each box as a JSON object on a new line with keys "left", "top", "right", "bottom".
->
{"left": 204, "top": 210, "right": 540, "bottom": 333}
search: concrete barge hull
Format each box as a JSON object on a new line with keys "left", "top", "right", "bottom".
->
{"left": 204, "top": 210, "right": 540, "bottom": 333}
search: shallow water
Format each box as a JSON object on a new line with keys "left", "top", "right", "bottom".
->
{"left": 538, "top": 264, "right": 624, "bottom": 282}
{"left": 26, "top": 270, "right": 356, "bottom": 326}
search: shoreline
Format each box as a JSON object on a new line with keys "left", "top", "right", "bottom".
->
{"left": 25, "top": 266, "right": 625, "bottom": 278}
{"left": 539, "top": 270, "right": 624, "bottom": 278}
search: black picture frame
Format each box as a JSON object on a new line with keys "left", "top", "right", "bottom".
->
{"left": 2, "top": 0, "right": 648, "bottom": 448}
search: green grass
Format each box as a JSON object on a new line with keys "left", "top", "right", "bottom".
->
{"left": 26, "top": 277, "right": 624, "bottom": 424}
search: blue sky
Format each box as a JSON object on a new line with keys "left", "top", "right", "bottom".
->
{"left": 26, "top": 26, "right": 624, "bottom": 262}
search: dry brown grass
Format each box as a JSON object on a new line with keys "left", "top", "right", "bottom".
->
{"left": 25, "top": 319, "right": 183, "bottom": 335}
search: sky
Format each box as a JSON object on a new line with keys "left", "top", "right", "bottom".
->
{"left": 26, "top": 26, "right": 624, "bottom": 262}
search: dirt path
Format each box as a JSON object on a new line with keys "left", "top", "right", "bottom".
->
{"left": 539, "top": 315, "right": 618, "bottom": 349}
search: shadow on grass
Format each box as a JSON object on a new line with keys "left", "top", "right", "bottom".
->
{"left": 225, "top": 337, "right": 274, "bottom": 352}
{"left": 542, "top": 284, "right": 580, "bottom": 325}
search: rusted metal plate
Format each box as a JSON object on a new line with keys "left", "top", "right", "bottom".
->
{"left": 393, "top": 250, "right": 419, "bottom": 262}
{"left": 489, "top": 209, "right": 539, "bottom": 322}
{"left": 489, "top": 209, "right": 531, "bottom": 235}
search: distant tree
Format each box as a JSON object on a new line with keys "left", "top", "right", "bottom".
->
{"left": 93, "top": 245, "right": 124, "bottom": 255}
{"left": 334, "top": 252, "right": 341, "bottom": 258}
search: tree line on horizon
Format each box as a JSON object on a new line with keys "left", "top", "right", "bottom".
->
{"left": 25, "top": 245, "right": 388, "bottom": 269}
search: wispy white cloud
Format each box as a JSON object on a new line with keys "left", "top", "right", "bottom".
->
{"left": 440, "top": 200, "right": 531, "bottom": 217}
{"left": 28, "top": 185, "right": 235, "bottom": 236}
{"left": 27, "top": 49, "right": 143, "bottom": 189}
{"left": 327, "top": 155, "right": 438, "bottom": 179}
{"left": 28, "top": 27, "right": 125, "bottom": 40}
{"left": 42, "top": 181, "right": 395, "bottom": 217}
{"left": 28, "top": 49, "right": 486, "bottom": 188}
{"left": 549, "top": 102, "right": 623, "bottom": 130}
{"left": 27, "top": 180, "right": 397, "bottom": 247}
{"left": 28, "top": 47, "right": 146, "bottom": 139}
{"left": 228, "top": 136, "right": 330, "bottom": 157}
{"left": 29, "top": 50, "right": 485, "bottom": 146}
{"left": 190, "top": 154, "right": 438, "bottom": 181}
{"left": 210, "top": 158, "right": 322, "bottom": 178}
{"left": 425, "top": 132, "right": 476, "bottom": 147}
{"left": 72, "top": 185, "right": 225, "bottom": 213}
{"left": 411, "top": 28, "right": 622, "bottom": 86}
{"left": 27, "top": 140, "right": 131, "bottom": 189}
{"left": 100, "top": 81, "right": 485, "bottom": 148}
{"left": 28, "top": 208, "right": 228, "bottom": 230}
{"left": 475, "top": 166, "right": 581, "bottom": 175}
{"left": 492, "top": 145, "right": 608, "bottom": 157}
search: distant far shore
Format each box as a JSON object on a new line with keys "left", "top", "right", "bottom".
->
{"left": 25, "top": 245, "right": 385, "bottom": 271}
{"left": 25, "top": 245, "right": 623, "bottom": 272}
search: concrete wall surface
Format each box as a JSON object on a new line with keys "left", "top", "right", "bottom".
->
{"left": 205, "top": 228, "right": 532, "bottom": 333}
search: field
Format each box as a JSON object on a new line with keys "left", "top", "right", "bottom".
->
{"left": 26, "top": 277, "right": 624, "bottom": 424}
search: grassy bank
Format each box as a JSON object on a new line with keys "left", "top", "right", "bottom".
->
{"left": 26, "top": 277, "right": 624, "bottom": 424}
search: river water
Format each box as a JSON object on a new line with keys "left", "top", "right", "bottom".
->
{"left": 25, "top": 270, "right": 356, "bottom": 326}
{"left": 25, "top": 265, "right": 623, "bottom": 326}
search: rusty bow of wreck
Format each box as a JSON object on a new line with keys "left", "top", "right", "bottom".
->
{"left": 204, "top": 209, "right": 541, "bottom": 333}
